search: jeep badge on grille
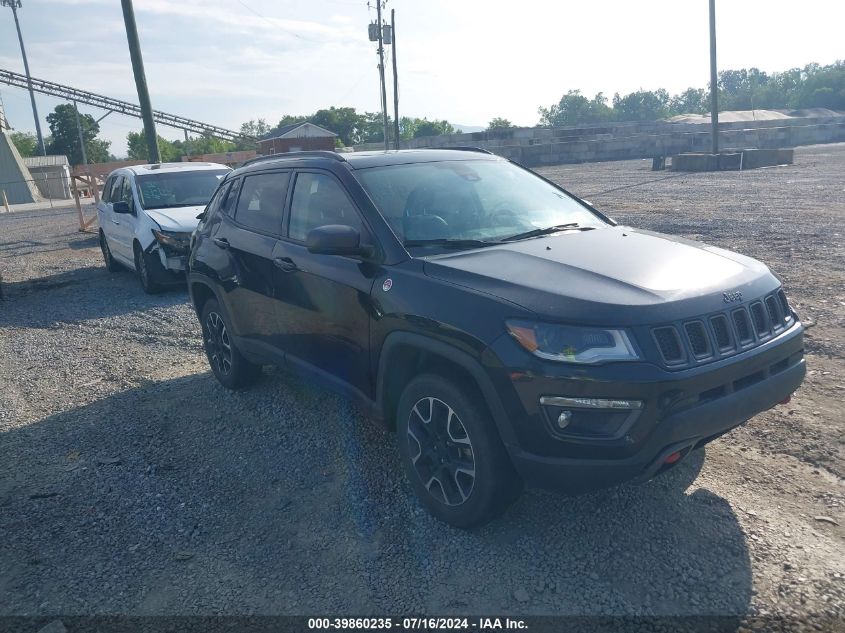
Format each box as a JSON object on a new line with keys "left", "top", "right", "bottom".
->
{"left": 723, "top": 291, "right": 743, "bottom": 303}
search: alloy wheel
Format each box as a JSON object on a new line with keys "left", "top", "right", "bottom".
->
{"left": 406, "top": 397, "right": 476, "bottom": 506}
{"left": 204, "top": 311, "right": 233, "bottom": 375}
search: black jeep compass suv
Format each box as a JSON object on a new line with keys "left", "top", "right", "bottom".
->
{"left": 188, "top": 148, "right": 805, "bottom": 527}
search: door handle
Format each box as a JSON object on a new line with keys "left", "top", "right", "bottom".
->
{"left": 111, "top": 218, "right": 120, "bottom": 224}
{"left": 212, "top": 237, "right": 230, "bottom": 249}
{"left": 273, "top": 256, "right": 298, "bottom": 272}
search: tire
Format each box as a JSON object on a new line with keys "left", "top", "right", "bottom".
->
{"left": 200, "top": 298, "right": 261, "bottom": 389}
{"left": 397, "top": 373, "right": 522, "bottom": 528}
{"left": 134, "top": 243, "right": 161, "bottom": 294}
{"left": 99, "top": 230, "right": 120, "bottom": 272}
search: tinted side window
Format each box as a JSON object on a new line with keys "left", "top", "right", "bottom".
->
{"left": 234, "top": 173, "right": 289, "bottom": 234}
{"left": 288, "top": 172, "right": 362, "bottom": 242}
{"left": 220, "top": 178, "right": 241, "bottom": 216}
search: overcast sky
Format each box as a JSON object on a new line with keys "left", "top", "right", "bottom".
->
{"left": 1, "top": 0, "right": 843, "bottom": 156}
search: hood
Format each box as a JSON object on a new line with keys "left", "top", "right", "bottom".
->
{"left": 144, "top": 206, "right": 205, "bottom": 232}
{"left": 423, "top": 226, "right": 779, "bottom": 325}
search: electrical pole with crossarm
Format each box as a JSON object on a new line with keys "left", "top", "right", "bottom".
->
{"left": 375, "top": 0, "right": 389, "bottom": 151}
{"left": 2, "top": 0, "right": 46, "bottom": 155}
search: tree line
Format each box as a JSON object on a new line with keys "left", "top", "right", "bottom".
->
{"left": 535, "top": 61, "right": 844, "bottom": 128}
{"left": 9, "top": 60, "right": 843, "bottom": 165}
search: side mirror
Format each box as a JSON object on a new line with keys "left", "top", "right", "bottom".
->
{"left": 113, "top": 201, "right": 132, "bottom": 214}
{"left": 306, "top": 224, "right": 373, "bottom": 258}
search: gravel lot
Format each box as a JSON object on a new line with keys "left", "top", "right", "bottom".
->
{"left": 1, "top": 144, "right": 843, "bottom": 627}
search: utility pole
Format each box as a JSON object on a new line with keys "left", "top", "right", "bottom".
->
{"left": 391, "top": 8, "right": 400, "bottom": 150}
{"left": 709, "top": 0, "right": 719, "bottom": 155}
{"left": 3, "top": 0, "right": 46, "bottom": 155}
{"left": 72, "top": 101, "right": 88, "bottom": 167}
{"left": 120, "top": 0, "right": 160, "bottom": 163}
{"left": 375, "top": 1, "right": 389, "bottom": 151}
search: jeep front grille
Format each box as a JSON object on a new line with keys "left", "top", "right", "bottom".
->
{"left": 732, "top": 309, "right": 753, "bottom": 344}
{"left": 684, "top": 321, "right": 711, "bottom": 358}
{"left": 750, "top": 302, "right": 770, "bottom": 337}
{"left": 710, "top": 315, "right": 732, "bottom": 350}
{"left": 652, "top": 326, "right": 684, "bottom": 364}
{"left": 649, "top": 288, "right": 796, "bottom": 369}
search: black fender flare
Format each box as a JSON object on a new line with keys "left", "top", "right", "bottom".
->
{"left": 187, "top": 272, "right": 234, "bottom": 326}
{"left": 375, "top": 331, "right": 517, "bottom": 447}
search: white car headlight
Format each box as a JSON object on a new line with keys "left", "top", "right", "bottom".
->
{"left": 506, "top": 320, "right": 639, "bottom": 364}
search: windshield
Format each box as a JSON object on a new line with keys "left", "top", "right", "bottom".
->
{"left": 136, "top": 169, "right": 230, "bottom": 210}
{"left": 354, "top": 159, "right": 607, "bottom": 245}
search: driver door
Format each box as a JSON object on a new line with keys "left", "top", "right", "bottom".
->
{"left": 108, "top": 176, "right": 138, "bottom": 262}
{"left": 271, "top": 170, "right": 377, "bottom": 396}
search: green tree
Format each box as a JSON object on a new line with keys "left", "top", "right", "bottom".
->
{"left": 174, "top": 134, "right": 236, "bottom": 156}
{"left": 413, "top": 118, "right": 456, "bottom": 138}
{"left": 538, "top": 90, "right": 613, "bottom": 127}
{"left": 234, "top": 119, "right": 272, "bottom": 150}
{"left": 487, "top": 117, "right": 514, "bottom": 130}
{"left": 45, "top": 104, "right": 111, "bottom": 165}
{"left": 796, "top": 61, "right": 845, "bottom": 110}
{"left": 126, "top": 130, "right": 184, "bottom": 162}
{"left": 611, "top": 89, "right": 670, "bottom": 122}
{"left": 10, "top": 131, "right": 38, "bottom": 157}
{"left": 669, "top": 88, "right": 709, "bottom": 115}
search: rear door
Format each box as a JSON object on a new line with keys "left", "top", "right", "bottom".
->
{"left": 209, "top": 171, "right": 290, "bottom": 351}
{"left": 271, "top": 169, "right": 377, "bottom": 397}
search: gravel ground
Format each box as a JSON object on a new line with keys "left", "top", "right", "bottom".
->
{"left": 0, "top": 144, "right": 843, "bottom": 627}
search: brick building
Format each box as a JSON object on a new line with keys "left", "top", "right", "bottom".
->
{"left": 259, "top": 122, "right": 338, "bottom": 155}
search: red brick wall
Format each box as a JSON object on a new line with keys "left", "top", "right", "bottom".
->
{"left": 258, "top": 137, "right": 336, "bottom": 155}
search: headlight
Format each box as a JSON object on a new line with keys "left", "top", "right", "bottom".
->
{"left": 506, "top": 320, "right": 639, "bottom": 363}
{"left": 151, "top": 229, "right": 191, "bottom": 253}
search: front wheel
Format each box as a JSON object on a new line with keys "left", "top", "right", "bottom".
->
{"left": 99, "top": 230, "right": 120, "bottom": 272}
{"left": 134, "top": 244, "right": 161, "bottom": 294}
{"left": 200, "top": 298, "right": 261, "bottom": 389}
{"left": 396, "top": 374, "right": 522, "bottom": 528}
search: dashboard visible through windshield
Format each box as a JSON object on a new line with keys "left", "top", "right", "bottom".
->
{"left": 354, "top": 159, "right": 607, "bottom": 246}
{"left": 136, "top": 170, "right": 230, "bottom": 210}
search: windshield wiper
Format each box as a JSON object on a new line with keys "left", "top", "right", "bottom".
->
{"left": 501, "top": 223, "right": 594, "bottom": 242}
{"left": 404, "top": 238, "right": 502, "bottom": 249}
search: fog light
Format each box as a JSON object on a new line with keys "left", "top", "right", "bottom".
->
{"left": 557, "top": 410, "right": 573, "bottom": 429}
{"left": 540, "top": 395, "right": 644, "bottom": 440}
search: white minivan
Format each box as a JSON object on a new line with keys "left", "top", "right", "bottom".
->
{"left": 97, "top": 162, "right": 231, "bottom": 293}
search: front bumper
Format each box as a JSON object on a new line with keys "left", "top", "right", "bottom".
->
{"left": 487, "top": 322, "right": 805, "bottom": 494}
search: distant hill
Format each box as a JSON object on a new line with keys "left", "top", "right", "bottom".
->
{"left": 453, "top": 123, "right": 486, "bottom": 133}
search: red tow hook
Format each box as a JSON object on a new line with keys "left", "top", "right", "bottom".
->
{"left": 664, "top": 451, "right": 683, "bottom": 465}
{"left": 779, "top": 395, "right": 792, "bottom": 405}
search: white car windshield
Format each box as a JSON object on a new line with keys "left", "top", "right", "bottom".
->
{"left": 354, "top": 159, "right": 607, "bottom": 244}
{"left": 136, "top": 170, "right": 230, "bottom": 210}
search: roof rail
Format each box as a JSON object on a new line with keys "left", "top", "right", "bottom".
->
{"left": 435, "top": 146, "right": 494, "bottom": 155}
{"left": 240, "top": 151, "right": 347, "bottom": 168}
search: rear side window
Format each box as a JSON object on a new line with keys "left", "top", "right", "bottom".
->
{"left": 288, "top": 172, "right": 362, "bottom": 242}
{"left": 234, "top": 172, "right": 290, "bottom": 235}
